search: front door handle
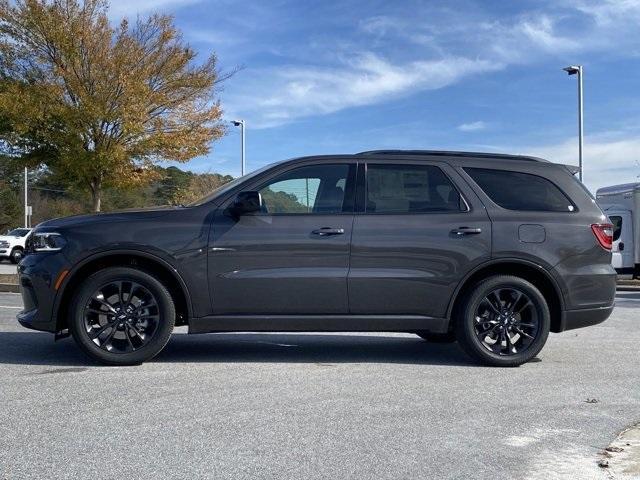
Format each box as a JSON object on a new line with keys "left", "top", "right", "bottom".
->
{"left": 451, "top": 227, "right": 482, "bottom": 236}
{"left": 312, "top": 227, "right": 345, "bottom": 236}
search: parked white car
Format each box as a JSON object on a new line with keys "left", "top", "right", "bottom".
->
{"left": 0, "top": 228, "right": 33, "bottom": 264}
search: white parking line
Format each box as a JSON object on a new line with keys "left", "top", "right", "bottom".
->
{"left": 0, "top": 305, "right": 21, "bottom": 309}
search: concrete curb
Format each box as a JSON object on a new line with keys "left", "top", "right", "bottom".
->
{"left": 0, "top": 283, "right": 19, "bottom": 293}
{"left": 598, "top": 422, "right": 640, "bottom": 476}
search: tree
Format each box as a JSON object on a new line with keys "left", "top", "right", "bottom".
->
{"left": 0, "top": 0, "right": 227, "bottom": 211}
{"left": 155, "top": 165, "right": 193, "bottom": 204}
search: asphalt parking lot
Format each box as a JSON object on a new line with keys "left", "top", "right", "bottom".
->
{"left": 0, "top": 260, "right": 17, "bottom": 275}
{"left": 0, "top": 291, "right": 638, "bottom": 480}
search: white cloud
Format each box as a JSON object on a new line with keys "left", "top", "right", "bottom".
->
{"left": 222, "top": 1, "right": 640, "bottom": 128}
{"left": 108, "top": 0, "right": 200, "bottom": 19}
{"left": 513, "top": 135, "right": 640, "bottom": 193}
{"left": 230, "top": 54, "right": 501, "bottom": 128}
{"left": 458, "top": 121, "right": 486, "bottom": 132}
{"left": 574, "top": 0, "right": 640, "bottom": 26}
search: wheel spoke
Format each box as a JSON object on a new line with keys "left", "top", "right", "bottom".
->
{"left": 505, "top": 330, "right": 517, "bottom": 354}
{"left": 124, "top": 326, "right": 136, "bottom": 351}
{"left": 515, "top": 322, "right": 536, "bottom": 329}
{"left": 516, "top": 300, "right": 533, "bottom": 314}
{"left": 101, "top": 324, "right": 118, "bottom": 348}
{"left": 90, "top": 322, "right": 114, "bottom": 339}
{"left": 473, "top": 286, "right": 539, "bottom": 357}
{"left": 86, "top": 307, "right": 111, "bottom": 316}
{"left": 93, "top": 297, "right": 117, "bottom": 314}
{"left": 477, "top": 323, "right": 499, "bottom": 338}
{"left": 83, "top": 279, "right": 159, "bottom": 354}
{"left": 513, "top": 326, "right": 535, "bottom": 340}
{"left": 135, "top": 301, "right": 157, "bottom": 313}
{"left": 490, "top": 291, "right": 504, "bottom": 311}
{"left": 508, "top": 291, "right": 523, "bottom": 314}
{"left": 118, "top": 281, "right": 125, "bottom": 307}
{"left": 128, "top": 324, "right": 146, "bottom": 340}
{"left": 481, "top": 297, "right": 501, "bottom": 315}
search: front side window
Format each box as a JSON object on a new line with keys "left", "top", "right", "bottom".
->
{"left": 258, "top": 164, "right": 351, "bottom": 214}
{"left": 464, "top": 168, "right": 576, "bottom": 212}
{"left": 8, "top": 229, "right": 30, "bottom": 237}
{"left": 366, "top": 164, "right": 465, "bottom": 213}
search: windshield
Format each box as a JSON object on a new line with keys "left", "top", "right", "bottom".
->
{"left": 188, "top": 161, "right": 283, "bottom": 206}
{"left": 8, "top": 228, "right": 30, "bottom": 237}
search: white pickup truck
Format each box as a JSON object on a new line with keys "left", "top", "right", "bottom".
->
{"left": 0, "top": 228, "right": 33, "bottom": 264}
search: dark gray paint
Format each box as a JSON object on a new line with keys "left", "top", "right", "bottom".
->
{"left": 17, "top": 151, "right": 616, "bottom": 337}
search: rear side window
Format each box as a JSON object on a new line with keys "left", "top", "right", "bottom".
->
{"left": 464, "top": 168, "right": 576, "bottom": 212}
{"left": 366, "top": 164, "right": 466, "bottom": 213}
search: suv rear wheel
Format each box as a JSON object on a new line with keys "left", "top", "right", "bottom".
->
{"left": 455, "top": 275, "right": 550, "bottom": 367}
{"left": 69, "top": 267, "right": 175, "bottom": 365}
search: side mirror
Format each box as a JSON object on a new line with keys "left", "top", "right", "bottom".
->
{"left": 229, "top": 191, "right": 263, "bottom": 217}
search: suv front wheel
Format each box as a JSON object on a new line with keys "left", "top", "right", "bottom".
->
{"left": 69, "top": 267, "right": 175, "bottom": 365}
{"left": 9, "top": 247, "right": 23, "bottom": 264}
{"left": 455, "top": 275, "right": 550, "bottom": 367}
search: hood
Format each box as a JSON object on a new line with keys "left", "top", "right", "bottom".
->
{"left": 36, "top": 205, "right": 185, "bottom": 230}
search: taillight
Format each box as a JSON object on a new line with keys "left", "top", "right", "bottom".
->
{"left": 591, "top": 223, "right": 613, "bottom": 251}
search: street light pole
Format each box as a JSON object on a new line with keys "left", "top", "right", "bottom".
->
{"left": 563, "top": 65, "right": 584, "bottom": 182}
{"left": 232, "top": 120, "right": 246, "bottom": 176}
{"left": 24, "top": 167, "right": 28, "bottom": 228}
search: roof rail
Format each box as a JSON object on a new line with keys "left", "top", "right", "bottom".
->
{"left": 356, "top": 149, "right": 548, "bottom": 163}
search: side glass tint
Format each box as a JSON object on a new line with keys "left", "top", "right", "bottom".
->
{"left": 464, "top": 168, "right": 576, "bottom": 212}
{"left": 258, "top": 164, "right": 350, "bottom": 214}
{"left": 366, "top": 164, "right": 466, "bottom": 213}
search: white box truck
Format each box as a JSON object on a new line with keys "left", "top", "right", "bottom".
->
{"left": 596, "top": 183, "right": 639, "bottom": 277}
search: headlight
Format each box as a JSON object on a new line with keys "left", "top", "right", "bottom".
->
{"left": 31, "top": 232, "right": 67, "bottom": 252}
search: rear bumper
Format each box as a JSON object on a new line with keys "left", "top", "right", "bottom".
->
{"left": 560, "top": 304, "right": 614, "bottom": 332}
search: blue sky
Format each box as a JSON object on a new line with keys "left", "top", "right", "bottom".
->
{"left": 110, "top": 0, "right": 640, "bottom": 193}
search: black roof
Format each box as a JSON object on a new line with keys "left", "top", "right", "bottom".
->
{"left": 356, "top": 149, "right": 549, "bottom": 163}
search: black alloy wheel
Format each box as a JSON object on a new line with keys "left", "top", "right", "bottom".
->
{"left": 83, "top": 280, "right": 160, "bottom": 354}
{"left": 473, "top": 287, "right": 539, "bottom": 356}
{"left": 456, "top": 275, "right": 550, "bottom": 367}
{"left": 69, "top": 267, "right": 175, "bottom": 365}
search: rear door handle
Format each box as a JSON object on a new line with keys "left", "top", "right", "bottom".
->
{"left": 312, "top": 227, "right": 345, "bottom": 236}
{"left": 451, "top": 227, "right": 482, "bottom": 236}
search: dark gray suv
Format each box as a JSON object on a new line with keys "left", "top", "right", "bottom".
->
{"left": 17, "top": 150, "right": 616, "bottom": 366}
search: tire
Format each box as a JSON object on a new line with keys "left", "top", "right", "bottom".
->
{"left": 416, "top": 331, "right": 457, "bottom": 343}
{"left": 69, "top": 267, "right": 175, "bottom": 365}
{"left": 9, "top": 247, "right": 23, "bottom": 264}
{"left": 455, "top": 275, "right": 550, "bottom": 367}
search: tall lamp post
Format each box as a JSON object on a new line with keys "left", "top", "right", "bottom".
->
{"left": 563, "top": 65, "right": 584, "bottom": 182}
{"left": 231, "top": 119, "right": 246, "bottom": 176}
{"left": 24, "top": 167, "right": 28, "bottom": 228}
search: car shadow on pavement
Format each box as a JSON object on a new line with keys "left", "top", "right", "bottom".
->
{"left": 157, "top": 333, "right": 476, "bottom": 366}
{"left": 0, "top": 332, "right": 476, "bottom": 367}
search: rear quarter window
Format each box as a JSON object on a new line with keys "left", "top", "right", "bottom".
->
{"left": 464, "top": 168, "right": 576, "bottom": 212}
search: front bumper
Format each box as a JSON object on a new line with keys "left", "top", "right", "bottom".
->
{"left": 16, "top": 252, "right": 71, "bottom": 333}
